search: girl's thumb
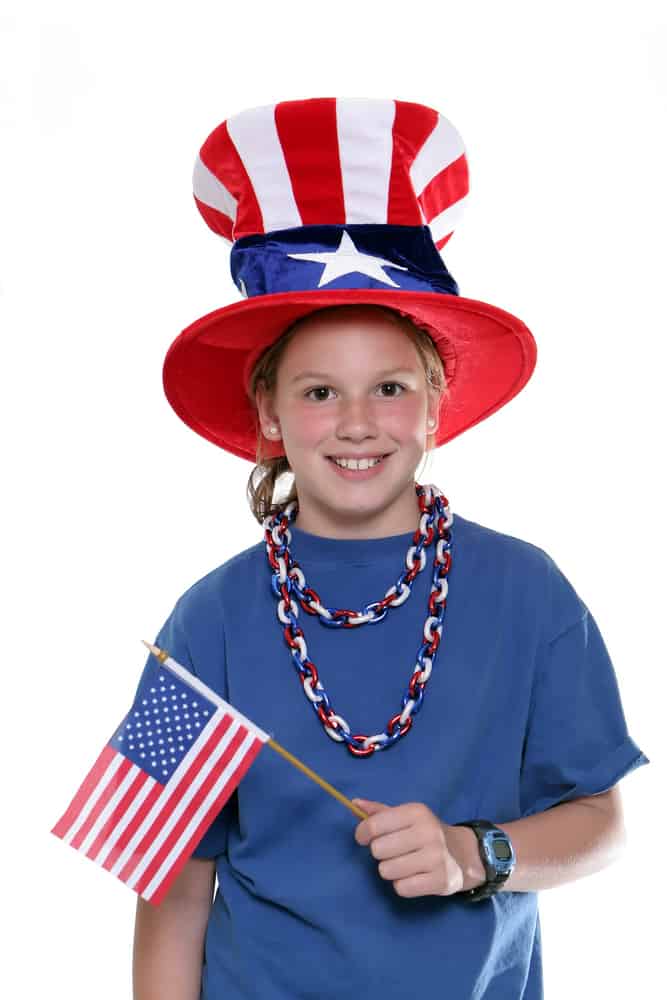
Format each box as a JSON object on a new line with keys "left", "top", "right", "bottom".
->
{"left": 351, "top": 797, "right": 385, "bottom": 813}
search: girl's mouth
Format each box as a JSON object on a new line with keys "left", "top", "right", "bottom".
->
{"left": 326, "top": 453, "right": 391, "bottom": 477}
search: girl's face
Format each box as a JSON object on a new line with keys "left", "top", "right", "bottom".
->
{"left": 255, "top": 307, "right": 441, "bottom": 538}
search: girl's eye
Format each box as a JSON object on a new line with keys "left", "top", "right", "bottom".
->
{"left": 378, "top": 382, "right": 405, "bottom": 397}
{"left": 305, "top": 386, "right": 334, "bottom": 401}
{"left": 304, "top": 382, "right": 405, "bottom": 401}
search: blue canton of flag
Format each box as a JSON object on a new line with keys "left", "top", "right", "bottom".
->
{"left": 110, "top": 669, "right": 217, "bottom": 783}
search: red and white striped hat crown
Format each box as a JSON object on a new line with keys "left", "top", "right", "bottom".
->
{"left": 192, "top": 97, "right": 468, "bottom": 250}
{"left": 162, "top": 98, "right": 536, "bottom": 462}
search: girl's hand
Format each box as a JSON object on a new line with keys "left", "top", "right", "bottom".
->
{"left": 352, "top": 798, "right": 486, "bottom": 899}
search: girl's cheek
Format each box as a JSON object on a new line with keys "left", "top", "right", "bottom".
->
{"left": 290, "top": 406, "right": 332, "bottom": 440}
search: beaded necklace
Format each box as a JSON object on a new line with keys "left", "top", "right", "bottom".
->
{"left": 262, "top": 482, "right": 453, "bottom": 756}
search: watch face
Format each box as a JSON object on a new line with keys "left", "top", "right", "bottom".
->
{"left": 493, "top": 840, "right": 513, "bottom": 861}
{"left": 482, "top": 829, "right": 515, "bottom": 873}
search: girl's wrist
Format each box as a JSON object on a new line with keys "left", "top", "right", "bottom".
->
{"left": 442, "top": 823, "right": 487, "bottom": 891}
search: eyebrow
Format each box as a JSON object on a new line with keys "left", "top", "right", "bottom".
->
{"left": 290, "top": 368, "right": 417, "bottom": 385}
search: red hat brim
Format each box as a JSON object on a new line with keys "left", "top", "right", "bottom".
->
{"left": 162, "top": 288, "right": 537, "bottom": 462}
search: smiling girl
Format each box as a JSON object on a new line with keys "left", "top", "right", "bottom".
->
{"left": 132, "top": 98, "right": 649, "bottom": 1000}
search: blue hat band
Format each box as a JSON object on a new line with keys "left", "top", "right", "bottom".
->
{"left": 229, "top": 224, "right": 459, "bottom": 299}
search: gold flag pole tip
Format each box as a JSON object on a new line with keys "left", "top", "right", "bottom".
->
{"left": 142, "top": 639, "right": 169, "bottom": 663}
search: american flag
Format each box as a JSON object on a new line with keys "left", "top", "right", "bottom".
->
{"left": 51, "top": 646, "right": 270, "bottom": 906}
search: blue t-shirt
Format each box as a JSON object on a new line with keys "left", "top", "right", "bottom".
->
{"left": 138, "top": 511, "right": 649, "bottom": 999}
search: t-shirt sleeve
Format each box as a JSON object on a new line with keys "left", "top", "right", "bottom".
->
{"left": 518, "top": 560, "right": 650, "bottom": 818}
{"left": 136, "top": 592, "right": 230, "bottom": 860}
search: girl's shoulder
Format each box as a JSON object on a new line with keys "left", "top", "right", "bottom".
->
{"left": 453, "top": 511, "right": 555, "bottom": 569}
{"left": 175, "top": 541, "right": 266, "bottom": 601}
{"left": 453, "top": 512, "right": 588, "bottom": 636}
{"left": 164, "top": 539, "right": 267, "bottom": 626}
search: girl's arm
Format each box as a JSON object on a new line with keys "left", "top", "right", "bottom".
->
{"left": 132, "top": 856, "right": 216, "bottom": 1000}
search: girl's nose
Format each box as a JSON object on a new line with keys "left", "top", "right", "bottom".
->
{"left": 335, "top": 399, "right": 379, "bottom": 440}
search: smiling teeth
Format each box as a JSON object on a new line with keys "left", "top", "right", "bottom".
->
{"left": 332, "top": 456, "right": 384, "bottom": 470}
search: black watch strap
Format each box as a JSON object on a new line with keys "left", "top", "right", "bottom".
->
{"left": 454, "top": 819, "right": 514, "bottom": 903}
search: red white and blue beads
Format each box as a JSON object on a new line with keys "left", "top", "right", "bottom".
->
{"left": 262, "top": 483, "right": 453, "bottom": 756}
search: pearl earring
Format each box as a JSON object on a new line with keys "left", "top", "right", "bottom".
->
{"left": 427, "top": 418, "right": 436, "bottom": 429}
{"left": 269, "top": 425, "right": 279, "bottom": 436}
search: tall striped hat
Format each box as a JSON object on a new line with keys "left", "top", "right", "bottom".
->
{"left": 163, "top": 97, "right": 536, "bottom": 461}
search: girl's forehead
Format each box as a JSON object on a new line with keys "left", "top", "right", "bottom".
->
{"left": 279, "top": 312, "right": 421, "bottom": 367}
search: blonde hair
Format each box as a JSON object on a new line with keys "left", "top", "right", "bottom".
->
{"left": 245, "top": 304, "right": 448, "bottom": 524}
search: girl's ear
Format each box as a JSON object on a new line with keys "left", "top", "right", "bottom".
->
{"left": 255, "top": 383, "right": 281, "bottom": 440}
{"left": 426, "top": 391, "right": 442, "bottom": 433}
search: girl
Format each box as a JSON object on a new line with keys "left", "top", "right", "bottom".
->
{"left": 132, "top": 98, "right": 649, "bottom": 999}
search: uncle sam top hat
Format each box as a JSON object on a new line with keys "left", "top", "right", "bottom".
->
{"left": 162, "top": 97, "right": 537, "bottom": 462}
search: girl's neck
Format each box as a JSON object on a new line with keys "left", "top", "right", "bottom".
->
{"left": 290, "top": 485, "right": 424, "bottom": 540}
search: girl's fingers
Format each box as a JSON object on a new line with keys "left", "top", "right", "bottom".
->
{"left": 393, "top": 868, "right": 464, "bottom": 899}
{"left": 367, "top": 827, "right": 426, "bottom": 861}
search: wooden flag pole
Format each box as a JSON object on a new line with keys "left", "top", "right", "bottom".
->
{"left": 142, "top": 640, "right": 368, "bottom": 821}
{"left": 266, "top": 738, "right": 368, "bottom": 819}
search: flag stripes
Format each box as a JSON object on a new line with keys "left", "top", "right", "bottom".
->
{"left": 52, "top": 652, "right": 269, "bottom": 906}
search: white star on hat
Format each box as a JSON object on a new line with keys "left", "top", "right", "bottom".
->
{"left": 287, "top": 230, "right": 408, "bottom": 288}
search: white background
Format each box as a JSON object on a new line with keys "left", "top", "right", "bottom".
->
{"left": 2, "top": 1, "right": 662, "bottom": 996}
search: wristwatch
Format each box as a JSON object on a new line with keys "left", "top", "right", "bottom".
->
{"left": 453, "top": 819, "right": 516, "bottom": 902}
